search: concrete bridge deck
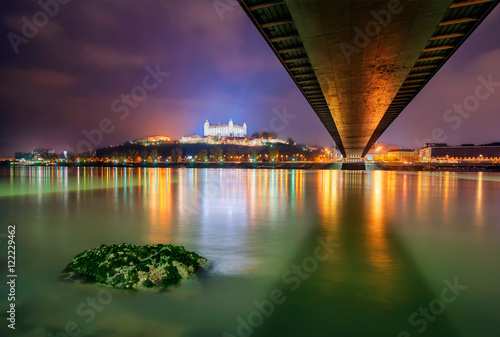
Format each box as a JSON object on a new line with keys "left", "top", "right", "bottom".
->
{"left": 239, "top": 0, "right": 498, "bottom": 158}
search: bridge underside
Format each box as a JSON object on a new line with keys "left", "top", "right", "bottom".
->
{"left": 239, "top": 0, "right": 498, "bottom": 158}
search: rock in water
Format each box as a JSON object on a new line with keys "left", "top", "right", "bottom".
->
{"left": 61, "top": 243, "right": 208, "bottom": 289}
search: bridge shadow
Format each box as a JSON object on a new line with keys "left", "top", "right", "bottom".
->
{"left": 242, "top": 172, "right": 460, "bottom": 337}
{"left": 248, "top": 234, "right": 460, "bottom": 336}
{"left": 341, "top": 162, "right": 366, "bottom": 170}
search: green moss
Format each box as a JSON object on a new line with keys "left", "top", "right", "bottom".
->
{"left": 62, "top": 243, "right": 208, "bottom": 290}
{"left": 160, "top": 265, "right": 182, "bottom": 286}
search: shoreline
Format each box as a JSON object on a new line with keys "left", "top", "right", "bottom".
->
{"left": 4, "top": 161, "right": 500, "bottom": 172}
{"left": 8, "top": 162, "right": 344, "bottom": 170}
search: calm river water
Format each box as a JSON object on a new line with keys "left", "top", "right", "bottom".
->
{"left": 0, "top": 167, "right": 499, "bottom": 337}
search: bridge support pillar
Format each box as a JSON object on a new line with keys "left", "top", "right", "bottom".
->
{"left": 344, "top": 148, "right": 364, "bottom": 161}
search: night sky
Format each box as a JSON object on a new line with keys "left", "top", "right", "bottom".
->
{"left": 0, "top": 1, "right": 499, "bottom": 156}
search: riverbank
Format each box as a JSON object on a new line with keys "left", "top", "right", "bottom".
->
{"left": 6, "top": 161, "right": 500, "bottom": 171}
{"left": 382, "top": 162, "right": 500, "bottom": 172}
{"left": 44, "top": 162, "right": 345, "bottom": 170}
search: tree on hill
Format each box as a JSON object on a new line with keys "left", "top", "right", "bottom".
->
{"left": 139, "top": 149, "right": 148, "bottom": 162}
{"left": 171, "top": 147, "right": 183, "bottom": 163}
{"left": 250, "top": 131, "right": 278, "bottom": 139}
{"left": 149, "top": 148, "right": 158, "bottom": 162}
{"left": 210, "top": 146, "right": 223, "bottom": 162}
{"left": 127, "top": 149, "right": 139, "bottom": 163}
{"left": 249, "top": 149, "right": 258, "bottom": 162}
{"left": 269, "top": 147, "right": 279, "bottom": 161}
{"left": 226, "top": 147, "right": 238, "bottom": 161}
{"left": 197, "top": 149, "right": 208, "bottom": 162}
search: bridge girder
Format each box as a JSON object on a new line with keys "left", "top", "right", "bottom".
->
{"left": 239, "top": 0, "right": 499, "bottom": 158}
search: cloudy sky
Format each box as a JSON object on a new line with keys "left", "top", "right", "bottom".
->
{"left": 0, "top": 1, "right": 499, "bottom": 156}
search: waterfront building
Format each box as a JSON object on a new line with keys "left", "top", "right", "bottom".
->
{"left": 365, "top": 143, "right": 401, "bottom": 160}
{"left": 31, "top": 148, "right": 54, "bottom": 160}
{"left": 15, "top": 152, "right": 31, "bottom": 162}
{"left": 204, "top": 120, "right": 247, "bottom": 138}
{"left": 388, "top": 149, "right": 419, "bottom": 162}
{"left": 419, "top": 144, "right": 500, "bottom": 162}
{"left": 367, "top": 143, "right": 401, "bottom": 155}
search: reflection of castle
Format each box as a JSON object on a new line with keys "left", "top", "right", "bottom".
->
{"left": 204, "top": 119, "right": 247, "bottom": 138}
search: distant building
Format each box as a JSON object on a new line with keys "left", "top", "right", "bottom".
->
{"left": 388, "top": 149, "right": 419, "bottom": 162}
{"left": 261, "top": 138, "right": 287, "bottom": 145}
{"left": 419, "top": 144, "right": 500, "bottom": 162}
{"left": 219, "top": 137, "right": 250, "bottom": 146}
{"left": 31, "top": 148, "right": 54, "bottom": 160}
{"left": 367, "top": 143, "right": 401, "bottom": 155}
{"left": 365, "top": 143, "right": 402, "bottom": 160}
{"left": 180, "top": 135, "right": 290, "bottom": 147}
{"left": 132, "top": 136, "right": 170, "bottom": 145}
{"left": 204, "top": 120, "right": 247, "bottom": 138}
{"left": 15, "top": 152, "right": 31, "bottom": 161}
{"left": 180, "top": 135, "right": 219, "bottom": 144}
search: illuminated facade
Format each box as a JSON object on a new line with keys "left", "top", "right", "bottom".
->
{"left": 388, "top": 149, "right": 419, "bottom": 162}
{"left": 181, "top": 135, "right": 219, "bottom": 144}
{"left": 132, "top": 136, "right": 170, "bottom": 145}
{"left": 419, "top": 144, "right": 500, "bottom": 162}
{"left": 204, "top": 120, "right": 247, "bottom": 138}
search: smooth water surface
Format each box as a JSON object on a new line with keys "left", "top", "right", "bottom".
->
{"left": 0, "top": 167, "right": 499, "bottom": 337}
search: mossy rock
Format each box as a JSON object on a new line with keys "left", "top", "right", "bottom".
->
{"left": 61, "top": 243, "right": 207, "bottom": 289}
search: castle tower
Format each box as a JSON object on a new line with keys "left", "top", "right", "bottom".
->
{"left": 204, "top": 120, "right": 210, "bottom": 136}
{"left": 243, "top": 122, "right": 247, "bottom": 136}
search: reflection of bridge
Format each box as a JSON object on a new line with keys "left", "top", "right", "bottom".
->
{"left": 239, "top": 0, "right": 498, "bottom": 158}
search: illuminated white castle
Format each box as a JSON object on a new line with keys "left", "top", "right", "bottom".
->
{"left": 204, "top": 119, "right": 247, "bottom": 138}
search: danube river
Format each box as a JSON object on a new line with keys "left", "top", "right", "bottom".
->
{"left": 0, "top": 167, "right": 499, "bottom": 337}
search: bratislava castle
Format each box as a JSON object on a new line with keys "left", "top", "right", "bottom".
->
{"left": 204, "top": 119, "right": 247, "bottom": 138}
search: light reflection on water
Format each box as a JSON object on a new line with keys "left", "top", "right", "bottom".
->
{"left": 0, "top": 167, "right": 499, "bottom": 337}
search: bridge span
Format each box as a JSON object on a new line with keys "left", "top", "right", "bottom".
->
{"left": 239, "top": 0, "right": 498, "bottom": 158}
